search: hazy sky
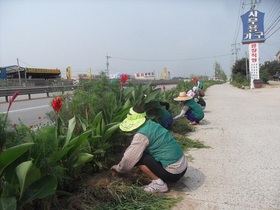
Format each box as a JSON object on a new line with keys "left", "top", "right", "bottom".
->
{"left": 0, "top": 0, "right": 279, "bottom": 78}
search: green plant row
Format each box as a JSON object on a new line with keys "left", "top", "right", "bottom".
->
{"left": 0, "top": 75, "right": 221, "bottom": 209}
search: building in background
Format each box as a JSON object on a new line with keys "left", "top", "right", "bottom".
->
{"left": 0, "top": 65, "right": 61, "bottom": 80}
{"left": 134, "top": 71, "right": 155, "bottom": 80}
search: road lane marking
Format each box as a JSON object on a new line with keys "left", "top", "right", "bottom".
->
{"left": 0, "top": 105, "right": 50, "bottom": 114}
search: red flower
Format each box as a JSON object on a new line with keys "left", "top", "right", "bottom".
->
{"left": 162, "top": 85, "right": 166, "bottom": 91}
{"left": 120, "top": 74, "right": 128, "bottom": 84}
{"left": 51, "top": 97, "right": 63, "bottom": 113}
{"left": 8, "top": 90, "right": 20, "bottom": 110}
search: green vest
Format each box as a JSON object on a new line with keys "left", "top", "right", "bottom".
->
{"left": 137, "top": 120, "right": 183, "bottom": 167}
{"left": 157, "top": 103, "right": 171, "bottom": 124}
{"left": 184, "top": 99, "right": 204, "bottom": 119}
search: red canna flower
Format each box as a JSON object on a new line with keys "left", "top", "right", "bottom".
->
{"left": 8, "top": 90, "right": 20, "bottom": 110}
{"left": 120, "top": 74, "right": 128, "bottom": 84}
{"left": 162, "top": 85, "right": 166, "bottom": 91}
{"left": 51, "top": 97, "right": 63, "bottom": 113}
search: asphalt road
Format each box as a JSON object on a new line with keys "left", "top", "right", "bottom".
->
{"left": 171, "top": 82, "right": 280, "bottom": 210}
{"left": 0, "top": 93, "right": 56, "bottom": 126}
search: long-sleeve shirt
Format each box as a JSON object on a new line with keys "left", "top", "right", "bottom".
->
{"left": 113, "top": 133, "right": 187, "bottom": 174}
{"left": 173, "top": 106, "right": 188, "bottom": 120}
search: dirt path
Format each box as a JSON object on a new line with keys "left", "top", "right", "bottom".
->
{"left": 170, "top": 81, "right": 280, "bottom": 210}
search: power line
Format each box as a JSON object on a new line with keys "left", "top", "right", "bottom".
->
{"left": 233, "top": 0, "right": 244, "bottom": 44}
{"left": 110, "top": 54, "right": 231, "bottom": 62}
{"left": 266, "top": 25, "right": 280, "bottom": 40}
{"left": 17, "top": 59, "right": 35, "bottom": 67}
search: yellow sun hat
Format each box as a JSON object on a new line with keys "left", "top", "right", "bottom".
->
{"left": 174, "top": 92, "right": 192, "bottom": 101}
{"left": 119, "top": 107, "right": 147, "bottom": 132}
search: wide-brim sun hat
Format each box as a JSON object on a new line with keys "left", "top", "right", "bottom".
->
{"left": 119, "top": 107, "right": 146, "bottom": 132}
{"left": 174, "top": 92, "right": 192, "bottom": 101}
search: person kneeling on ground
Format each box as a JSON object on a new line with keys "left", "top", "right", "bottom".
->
{"left": 111, "top": 106, "right": 188, "bottom": 193}
{"left": 173, "top": 92, "right": 204, "bottom": 125}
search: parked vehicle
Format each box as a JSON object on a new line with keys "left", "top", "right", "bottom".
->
{"left": 272, "top": 73, "right": 280, "bottom": 81}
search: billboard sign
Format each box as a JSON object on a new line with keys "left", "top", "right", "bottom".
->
{"left": 241, "top": 10, "right": 265, "bottom": 44}
{"left": 249, "top": 43, "right": 260, "bottom": 88}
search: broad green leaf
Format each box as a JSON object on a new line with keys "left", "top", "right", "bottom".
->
{"left": 15, "top": 161, "right": 33, "bottom": 199}
{"left": 0, "top": 143, "right": 34, "bottom": 174}
{"left": 144, "top": 88, "right": 161, "bottom": 103}
{"left": 77, "top": 116, "right": 87, "bottom": 131}
{"left": 122, "top": 86, "right": 134, "bottom": 97}
{"left": 68, "top": 129, "right": 92, "bottom": 148}
{"left": 93, "top": 112, "right": 103, "bottom": 135}
{"left": 103, "top": 123, "right": 120, "bottom": 142}
{"left": 93, "top": 111, "right": 102, "bottom": 127}
{"left": 0, "top": 197, "right": 17, "bottom": 210}
{"left": 73, "top": 153, "right": 94, "bottom": 168}
{"left": 51, "top": 145, "right": 74, "bottom": 164}
{"left": 123, "top": 99, "right": 132, "bottom": 109}
{"left": 111, "top": 105, "right": 131, "bottom": 122}
{"left": 64, "top": 116, "right": 76, "bottom": 148}
{"left": 20, "top": 176, "right": 57, "bottom": 204}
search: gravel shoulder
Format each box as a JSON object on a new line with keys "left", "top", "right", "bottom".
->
{"left": 170, "top": 81, "right": 280, "bottom": 210}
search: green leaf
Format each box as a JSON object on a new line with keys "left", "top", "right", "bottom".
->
{"left": 20, "top": 176, "right": 57, "bottom": 204}
{"left": 15, "top": 161, "right": 33, "bottom": 199}
{"left": 73, "top": 153, "right": 94, "bottom": 168}
{"left": 77, "top": 116, "right": 87, "bottom": 131}
{"left": 51, "top": 145, "right": 74, "bottom": 164}
{"left": 0, "top": 143, "right": 34, "bottom": 174}
{"left": 0, "top": 197, "right": 17, "bottom": 210}
{"left": 93, "top": 112, "right": 103, "bottom": 135}
{"left": 100, "top": 117, "right": 105, "bottom": 135}
{"left": 144, "top": 88, "right": 161, "bottom": 104}
{"left": 64, "top": 116, "right": 76, "bottom": 148}
{"left": 111, "top": 105, "right": 131, "bottom": 122}
{"left": 103, "top": 123, "right": 120, "bottom": 142}
{"left": 93, "top": 111, "right": 103, "bottom": 127}
{"left": 122, "top": 86, "right": 134, "bottom": 97}
{"left": 68, "top": 129, "right": 92, "bottom": 148}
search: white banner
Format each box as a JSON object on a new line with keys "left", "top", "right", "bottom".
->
{"left": 249, "top": 43, "right": 260, "bottom": 89}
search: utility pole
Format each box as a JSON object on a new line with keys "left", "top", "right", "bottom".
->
{"left": 245, "top": 51, "right": 249, "bottom": 80}
{"left": 17, "top": 58, "right": 22, "bottom": 86}
{"left": 231, "top": 43, "right": 240, "bottom": 61}
{"left": 106, "top": 53, "right": 111, "bottom": 78}
{"left": 242, "top": 0, "right": 261, "bottom": 10}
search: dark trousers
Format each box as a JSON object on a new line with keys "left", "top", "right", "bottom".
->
{"left": 136, "top": 152, "right": 187, "bottom": 182}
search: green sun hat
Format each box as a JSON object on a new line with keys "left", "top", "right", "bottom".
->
{"left": 119, "top": 107, "right": 146, "bottom": 132}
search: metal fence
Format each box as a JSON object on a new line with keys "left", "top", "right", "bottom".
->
{"left": 0, "top": 78, "right": 74, "bottom": 88}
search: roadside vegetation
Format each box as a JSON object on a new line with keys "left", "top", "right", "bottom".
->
{"left": 231, "top": 58, "right": 280, "bottom": 88}
{"left": 0, "top": 75, "right": 222, "bottom": 210}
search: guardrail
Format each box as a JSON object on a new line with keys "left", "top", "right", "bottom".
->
{"left": 0, "top": 85, "right": 77, "bottom": 102}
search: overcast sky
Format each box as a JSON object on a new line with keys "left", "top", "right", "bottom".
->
{"left": 0, "top": 0, "right": 279, "bottom": 78}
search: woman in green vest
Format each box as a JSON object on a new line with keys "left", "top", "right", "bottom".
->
{"left": 111, "top": 106, "right": 188, "bottom": 193}
{"left": 173, "top": 92, "right": 204, "bottom": 125}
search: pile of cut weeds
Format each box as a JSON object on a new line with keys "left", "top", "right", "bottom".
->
{"left": 54, "top": 168, "right": 181, "bottom": 210}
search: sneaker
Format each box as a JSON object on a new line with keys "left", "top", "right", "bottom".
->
{"left": 189, "top": 121, "right": 198, "bottom": 125}
{"left": 144, "top": 179, "right": 168, "bottom": 193}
